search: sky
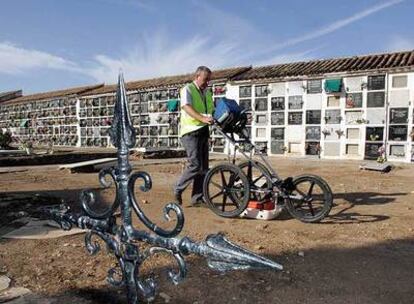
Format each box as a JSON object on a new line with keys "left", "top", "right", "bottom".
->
{"left": 0, "top": 0, "right": 413, "bottom": 94}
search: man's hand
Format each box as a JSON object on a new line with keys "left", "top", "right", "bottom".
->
{"left": 200, "top": 115, "right": 214, "bottom": 125}
{"left": 182, "top": 105, "right": 213, "bottom": 124}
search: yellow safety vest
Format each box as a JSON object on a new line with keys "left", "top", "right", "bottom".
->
{"left": 180, "top": 82, "right": 214, "bottom": 137}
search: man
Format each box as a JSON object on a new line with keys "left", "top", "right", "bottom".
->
{"left": 174, "top": 66, "right": 214, "bottom": 206}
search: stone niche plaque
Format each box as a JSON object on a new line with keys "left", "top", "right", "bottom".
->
{"left": 305, "top": 142, "right": 320, "bottom": 155}
{"left": 306, "top": 94, "right": 322, "bottom": 109}
{"left": 270, "top": 83, "right": 285, "bottom": 96}
{"left": 306, "top": 110, "right": 321, "bottom": 124}
{"left": 346, "top": 93, "right": 363, "bottom": 108}
{"left": 271, "top": 112, "right": 285, "bottom": 125}
{"left": 368, "top": 75, "right": 385, "bottom": 90}
{"left": 367, "top": 92, "right": 385, "bottom": 108}
{"left": 345, "top": 110, "right": 363, "bottom": 124}
{"left": 255, "top": 98, "right": 268, "bottom": 111}
{"left": 365, "top": 143, "right": 381, "bottom": 159}
{"left": 256, "top": 127, "right": 266, "bottom": 138}
{"left": 255, "top": 85, "right": 268, "bottom": 97}
{"left": 239, "top": 86, "right": 252, "bottom": 98}
{"left": 288, "top": 142, "right": 302, "bottom": 154}
{"left": 255, "top": 113, "right": 268, "bottom": 125}
{"left": 288, "top": 96, "right": 303, "bottom": 109}
{"left": 327, "top": 95, "right": 340, "bottom": 107}
{"left": 346, "top": 144, "right": 359, "bottom": 155}
{"left": 389, "top": 125, "right": 407, "bottom": 141}
{"left": 271, "top": 128, "right": 284, "bottom": 140}
{"left": 271, "top": 140, "right": 285, "bottom": 154}
{"left": 325, "top": 109, "right": 341, "bottom": 124}
{"left": 392, "top": 75, "right": 407, "bottom": 88}
{"left": 288, "top": 81, "right": 304, "bottom": 95}
{"left": 306, "top": 126, "right": 321, "bottom": 140}
{"left": 389, "top": 90, "right": 410, "bottom": 107}
{"left": 346, "top": 128, "right": 360, "bottom": 140}
{"left": 345, "top": 76, "right": 364, "bottom": 92}
{"left": 286, "top": 125, "right": 303, "bottom": 141}
{"left": 271, "top": 97, "right": 285, "bottom": 110}
{"left": 390, "top": 145, "right": 405, "bottom": 157}
{"left": 288, "top": 112, "right": 303, "bottom": 125}
{"left": 324, "top": 142, "right": 341, "bottom": 156}
{"left": 239, "top": 99, "right": 252, "bottom": 111}
{"left": 366, "top": 127, "right": 384, "bottom": 141}
{"left": 389, "top": 108, "right": 408, "bottom": 124}
{"left": 324, "top": 126, "right": 341, "bottom": 140}
{"left": 366, "top": 108, "right": 385, "bottom": 124}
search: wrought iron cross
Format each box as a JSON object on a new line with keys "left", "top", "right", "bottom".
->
{"left": 47, "top": 73, "right": 282, "bottom": 303}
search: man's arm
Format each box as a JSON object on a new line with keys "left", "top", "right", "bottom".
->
{"left": 182, "top": 104, "right": 212, "bottom": 124}
{"left": 180, "top": 85, "right": 213, "bottom": 124}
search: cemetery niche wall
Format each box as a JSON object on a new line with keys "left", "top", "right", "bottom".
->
{"left": 1, "top": 51, "right": 414, "bottom": 162}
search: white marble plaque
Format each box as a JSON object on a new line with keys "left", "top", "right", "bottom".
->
{"left": 346, "top": 144, "right": 359, "bottom": 155}
{"left": 345, "top": 76, "right": 364, "bottom": 92}
{"left": 288, "top": 81, "right": 304, "bottom": 95}
{"left": 366, "top": 108, "right": 386, "bottom": 124}
{"left": 345, "top": 111, "right": 363, "bottom": 124}
{"left": 346, "top": 128, "right": 360, "bottom": 139}
{"left": 327, "top": 96, "right": 340, "bottom": 107}
{"left": 389, "top": 90, "right": 410, "bottom": 107}
{"left": 324, "top": 142, "right": 341, "bottom": 156}
{"left": 289, "top": 142, "right": 302, "bottom": 154}
{"left": 306, "top": 94, "right": 322, "bottom": 109}
{"left": 390, "top": 145, "right": 405, "bottom": 157}
{"left": 256, "top": 127, "right": 267, "bottom": 138}
{"left": 286, "top": 125, "right": 303, "bottom": 141}
{"left": 270, "top": 83, "right": 286, "bottom": 96}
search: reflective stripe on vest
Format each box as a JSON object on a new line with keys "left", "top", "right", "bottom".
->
{"left": 180, "top": 82, "right": 214, "bottom": 137}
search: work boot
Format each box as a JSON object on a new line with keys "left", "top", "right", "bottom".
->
{"left": 190, "top": 196, "right": 206, "bottom": 207}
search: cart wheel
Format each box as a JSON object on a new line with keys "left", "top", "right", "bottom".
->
{"left": 238, "top": 161, "right": 273, "bottom": 201}
{"left": 284, "top": 174, "right": 333, "bottom": 223}
{"left": 203, "top": 163, "right": 250, "bottom": 218}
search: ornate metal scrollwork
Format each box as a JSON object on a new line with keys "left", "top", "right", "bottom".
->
{"left": 46, "top": 73, "right": 283, "bottom": 304}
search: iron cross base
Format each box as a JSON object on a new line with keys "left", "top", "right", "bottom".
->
{"left": 43, "top": 72, "right": 282, "bottom": 304}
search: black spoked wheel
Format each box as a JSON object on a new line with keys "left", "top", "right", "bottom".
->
{"left": 238, "top": 161, "right": 273, "bottom": 202}
{"left": 203, "top": 163, "right": 250, "bottom": 218}
{"left": 284, "top": 174, "right": 333, "bottom": 223}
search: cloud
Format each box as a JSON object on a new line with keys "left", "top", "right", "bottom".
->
{"left": 0, "top": 42, "right": 79, "bottom": 75}
{"left": 191, "top": 0, "right": 267, "bottom": 45}
{"left": 386, "top": 36, "right": 414, "bottom": 51}
{"left": 1, "top": 1, "right": 404, "bottom": 86}
{"left": 261, "top": 0, "right": 404, "bottom": 54}
{"left": 84, "top": 31, "right": 242, "bottom": 83}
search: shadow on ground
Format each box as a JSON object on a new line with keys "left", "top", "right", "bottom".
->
{"left": 25, "top": 237, "right": 414, "bottom": 304}
{"left": 320, "top": 191, "right": 408, "bottom": 224}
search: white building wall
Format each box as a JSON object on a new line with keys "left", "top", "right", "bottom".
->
{"left": 228, "top": 70, "right": 414, "bottom": 163}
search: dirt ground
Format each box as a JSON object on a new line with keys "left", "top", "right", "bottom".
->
{"left": 0, "top": 157, "right": 413, "bottom": 304}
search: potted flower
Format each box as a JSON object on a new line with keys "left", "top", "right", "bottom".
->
{"left": 370, "top": 134, "right": 380, "bottom": 141}
{"left": 335, "top": 129, "right": 344, "bottom": 138}
{"left": 20, "top": 139, "right": 34, "bottom": 155}
{"left": 46, "top": 139, "right": 54, "bottom": 154}
{"left": 356, "top": 118, "right": 367, "bottom": 124}
{"left": 377, "top": 145, "right": 387, "bottom": 163}
{"left": 322, "top": 128, "right": 331, "bottom": 139}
